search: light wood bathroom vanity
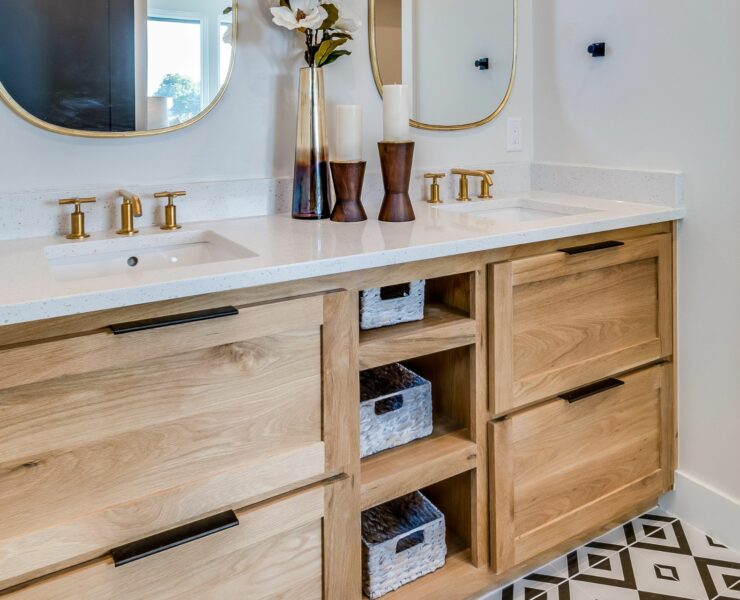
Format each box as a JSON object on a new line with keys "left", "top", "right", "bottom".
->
{"left": 0, "top": 221, "right": 676, "bottom": 599}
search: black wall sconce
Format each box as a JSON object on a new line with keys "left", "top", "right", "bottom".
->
{"left": 588, "top": 42, "right": 606, "bottom": 57}
{"left": 475, "top": 58, "right": 490, "bottom": 70}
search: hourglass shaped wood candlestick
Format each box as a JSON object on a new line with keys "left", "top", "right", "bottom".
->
{"left": 330, "top": 161, "right": 367, "bottom": 222}
{"left": 378, "top": 141, "right": 415, "bottom": 223}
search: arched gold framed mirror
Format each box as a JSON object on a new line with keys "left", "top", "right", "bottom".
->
{"left": 0, "top": 0, "right": 237, "bottom": 138}
{"left": 369, "top": 0, "right": 517, "bottom": 131}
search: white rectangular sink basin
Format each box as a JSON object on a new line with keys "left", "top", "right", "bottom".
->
{"left": 436, "top": 198, "right": 600, "bottom": 222}
{"left": 45, "top": 230, "right": 257, "bottom": 282}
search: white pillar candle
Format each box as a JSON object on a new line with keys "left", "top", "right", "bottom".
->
{"left": 335, "top": 105, "right": 363, "bottom": 162}
{"left": 383, "top": 84, "right": 410, "bottom": 142}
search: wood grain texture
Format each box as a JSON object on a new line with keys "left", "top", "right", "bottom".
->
{"left": 491, "top": 234, "right": 672, "bottom": 413}
{"left": 0, "top": 295, "right": 324, "bottom": 391}
{"left": 359, "top": 304, "right": 476, "bottom": 370}
{"left": 469, "top": 268, "right": 489, "bottom": 567}
{"left": 360, "top": 425, "right": 477, "bottom": 511}
{"left": 0, "top": 297, "right": 327, "bottom": 588}
{"left": 4, "top": 486, "right": 326, "bottom": 600}
{"left": 321, "top": 292, "right": 362, "bottom": 599}
{"left": 491, "top": 365, "right": 672, "bottom": 572}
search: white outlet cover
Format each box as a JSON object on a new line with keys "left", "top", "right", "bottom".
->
{"left": 507, "top": 117, "right": 523, "bottom": 152}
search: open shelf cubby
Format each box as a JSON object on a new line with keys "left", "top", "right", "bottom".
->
{"left": 358, "top": 267, "right": 489, "bottom": 599}
{"left": 362, "top": 472, "right": 483, "bottom": 600}
{"left": 359, "top": 273, "right": 477, "bottom": 370}
{"left": 360, "top": 346, "right": 476, "bottom": 511}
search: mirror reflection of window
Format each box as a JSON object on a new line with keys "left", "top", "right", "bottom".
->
{"left": 146, "top": 2, "right": 234, "bottom": 129}
{"left": 148, "top": 16, "right": 203, "bottom": 126}
{"left": 0, "top": 0, "right": 234, "bottom": 134}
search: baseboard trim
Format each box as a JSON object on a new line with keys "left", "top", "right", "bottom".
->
{"left": 660, "top": 470, "right": 740, "bottom": 552}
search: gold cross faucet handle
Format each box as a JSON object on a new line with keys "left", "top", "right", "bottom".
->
{"left": 424, "top": 173, "right": 446, "bottom": 204}
{"left": 154, "top": 191, "right": 187, "bottom": 231}
{"left": 58, "top": 197, "right": 96, "bottom": 240}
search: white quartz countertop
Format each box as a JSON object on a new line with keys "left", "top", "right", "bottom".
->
{"left": 0, "top": 192, "right": 685, "bottom": 326}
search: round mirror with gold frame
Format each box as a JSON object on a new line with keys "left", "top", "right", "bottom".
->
{"left": 369, "top": 0, "right": 517, "bottom": 131}
{"left": 0, "top": 0, "right": 237, "bottom": 138}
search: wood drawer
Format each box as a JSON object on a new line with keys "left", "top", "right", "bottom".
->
{"left": 490, "top": 364, "right": 674, "bottom": 572}
{"left": 2, "top": 485, "right": 327, "bottom": 599}
{"left": 490, "top": 234, "right": 673, "bottom": 413}
{"left": 0, "top": 294, "right": 338, "bottom": 589}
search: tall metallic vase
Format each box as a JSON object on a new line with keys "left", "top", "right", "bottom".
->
{"left": 292, "top": 67, "right": 331, "bottom": 219}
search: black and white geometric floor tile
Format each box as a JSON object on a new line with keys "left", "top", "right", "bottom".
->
{"left": 482, "top": 509, "right": 740, "bottom": 600}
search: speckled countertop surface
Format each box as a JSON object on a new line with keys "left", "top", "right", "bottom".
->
{"left": 0, "top": 192, "right": 685, "bottom": 326}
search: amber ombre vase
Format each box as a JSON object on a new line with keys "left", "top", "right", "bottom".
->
{"left": 292, "top": 67, "right": 331, "bottom": 219}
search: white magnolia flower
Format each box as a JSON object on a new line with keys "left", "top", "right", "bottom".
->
{"left": 271, "top": 0, "right": 328, "bottom": 31}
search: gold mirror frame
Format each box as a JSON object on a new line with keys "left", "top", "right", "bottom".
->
{"left": 368, "top": 0, "right": 517, "bottom": 131}
{"left": 0, "top": 2, "right": 238, "bottom": 138}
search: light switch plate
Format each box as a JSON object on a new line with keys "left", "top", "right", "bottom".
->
{"left": 507, "top": 117, "right": 523, "bottom": 152}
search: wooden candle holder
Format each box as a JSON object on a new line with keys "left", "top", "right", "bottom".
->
{"left": 378, "top": 141, "right": 415, "bottom": 223}
{"left": 330, "top": 161, "right": 368, "bottom": 222}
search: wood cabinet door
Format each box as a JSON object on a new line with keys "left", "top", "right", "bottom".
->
{"left": 490, "top": 234, "right": 673, "bottom": 414}
{"left": 0, "top": 293, "right": 353, "bottom": 590}
{"left": 490, "top": 365, "right": 674, "bottom": 572}
{"left": 4, "top": 485, "right": 327, "bottom": 600}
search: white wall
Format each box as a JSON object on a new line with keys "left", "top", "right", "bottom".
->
{"left": 533, "top": 0, "right": 740, "bottom": 539}
{"left": 0, "top": 0, "right": 533, "bottom": 194}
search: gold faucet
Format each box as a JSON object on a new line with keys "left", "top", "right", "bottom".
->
{"left": 154, "top": 190, "right": 186, "bottom": 231}
{"left": 59, "top": 197, "right": 96, "bottom": 239}
{"left": 451, "top": 169, "right": 495, "bottom": 201}
{"left": 116, "top": 190, "right": 143, "bottom": 235}
{"left": 424, "top": 173, "right": 446, "bottom": 204}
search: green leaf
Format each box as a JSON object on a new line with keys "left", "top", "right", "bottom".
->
{"left": 326, "top": 31, "right": 353, "bottom": 41}
{"left": 280, "top": 0, "right": 291, "bottom": 7}
{"left": 314, "top": 37, "right": 346, "bottom": 66}
{"left": 320, "top": 4, "right": 339, "bottom": 30}
{"left": 319, "top": 49, "right": 351, "bottom": 67}
{"left": 223, "top": 7, "right": 232, "bottom": 14}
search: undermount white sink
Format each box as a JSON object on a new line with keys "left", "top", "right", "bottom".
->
{"left": 45, "top": 230, "right": 257, "bottom": 282}
{"left": 435, "top": 198, "right": 600, "bottom": 222}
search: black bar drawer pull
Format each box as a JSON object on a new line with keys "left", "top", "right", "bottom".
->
{"left": 559, "top": 378, "right": 625, "bottom": 403}
{"left": 558, "top": 240, "right": 625, "bottom": 255}
{"left": 109, "top": 306, "right": 239, "bottom": 335}
{"left": 110, "top": 510, "right": 239, "bottom": 567}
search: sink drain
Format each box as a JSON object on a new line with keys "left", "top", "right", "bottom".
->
{"left": 127, "top": 256, "right": 139, "bottom": 267}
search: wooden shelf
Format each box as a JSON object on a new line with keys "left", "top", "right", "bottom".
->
{"left": 359, "top": 303, "right": 476, "bottom": 370}
{"left": 368, "top": 549, "right": 499, "bottom": 600}
{"left": 360, "top": 418, "right": 477, "bottom": 511}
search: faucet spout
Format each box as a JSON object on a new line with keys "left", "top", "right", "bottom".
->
{"left": 465, "top": 170, "right": 493, "bottom": 186}
{"left": 116, "top": 190, "right": 143, "bottom": 235}
{"left": 118, "top": 190, "right": 142, "bottom": 217}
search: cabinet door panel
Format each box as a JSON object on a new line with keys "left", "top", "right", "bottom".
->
{"left": 490, "top": 234, "right": 672, "bottom": 413}
{"left": 491, "top": 365, "right": 673, "bottom": 572}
